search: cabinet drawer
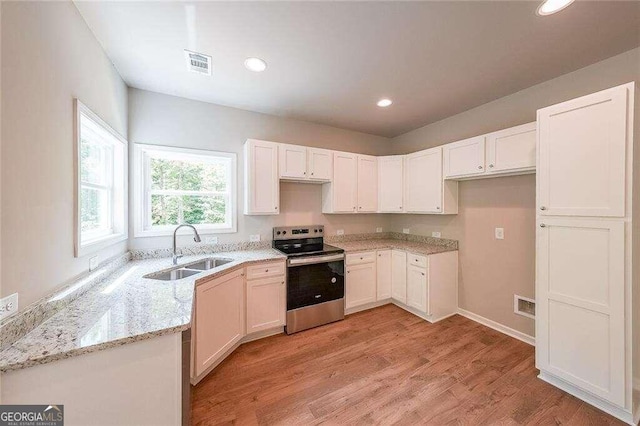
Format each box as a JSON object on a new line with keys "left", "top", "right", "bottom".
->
{"left": 246, "top": 261, "right": 285, "bottom": 280}
{"left": 346, "top": 251, "right": 376, "bottom": 266}
{"left": 407, "top": 253, "right": 427, "bottom": 268}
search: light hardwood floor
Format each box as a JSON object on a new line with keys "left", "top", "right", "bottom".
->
{"left": 192, "top": 304, "right": 624, "bottom": 425}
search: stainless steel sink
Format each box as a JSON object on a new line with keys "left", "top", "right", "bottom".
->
{"left": 144, "top": 268, "right": 201, "bottom": 281}
{"left": 143, "top": 257, "right": 234, "bottom": 281}
{"left": 185, "top": 258, "right": 233, "bottom": 271}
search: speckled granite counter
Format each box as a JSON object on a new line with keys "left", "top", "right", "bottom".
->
{"left": 0, "top": 249, "right": 285, "bottom": 372}
{"left": 331, "top": 239, "right": 457, "bottom": 256}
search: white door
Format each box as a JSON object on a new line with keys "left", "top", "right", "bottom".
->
{"left": 407, "top": 264, "right": 428, "bottom": 314}
{"left": 246, "top": 276, "right": 286, "bottom": 334}
{"left": 308, "top": 148, "right": 332, "bottom": 181}
{"left": 195, "top": 270, "right": 245, "bottom": 377}
{"left": 332, "top": 152, "right": 358, "bottom": 213}
{"left": 536, "top": 218, "right": 625, "bottom": 406}
{"left": 378, "top": 156, "right": 404, "bottom": 213}
{"left": 486, "top": 122, "right": 536, "bottom": 174}
{"left": 346, "top": 262, "right": 376, "bottom": 309}
{"left": 443, "top": 136, "right": 486, "bottom": 178}
{"left": 357, "top": 155, "right": 378, "bottom": 213}
{"left": 376, "top": 250, "right": 392, "bottom": 300}
{"left": 391, "top": 250, "right": 407, "bottom": 304}
{"left": 537, "top": 84, "right": 630, "bottom": 217}
{"left": 244, "top": 139, "right": 279, "bottom": 215}
{"left": 279, "top": 143, "right": 307, "bottom": 179}
{"left": 405, "top": 147, "right": 443, "bottom": 213}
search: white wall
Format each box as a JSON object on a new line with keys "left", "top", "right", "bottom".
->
{"left": 1, "top": 1, "right": 128, "bottom": 309}
{"left": 128, "top": 88, "right": 393, "bottom": 250}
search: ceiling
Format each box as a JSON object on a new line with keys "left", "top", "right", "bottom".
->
{"left": 74, "top": 1, "right": 640, "bottom": 138}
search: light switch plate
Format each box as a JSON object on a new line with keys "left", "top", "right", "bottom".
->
{"left": 0, "top": 293, "right": 18, "bottom": 321}
{"left": 376, "top": 227, "right": 383, "bottom": 233}
{"left": 495, "top": 227, "right": 504, "bottom": 240}
{"left": 206, "top": 236, "right": 218, "bottom": 244}
{"left": 432, "top": 231, "right": 442, "bottom": 238}
{"left": 89, "top": 256, "right": 99, "bottom": 271}
{"left": 249, "top": 234, "right": 261, "bottom": 242}
{"left": 403, "top": 228, "right": 410, "bottom": 234}
{"left": 337, "top": 229, "right": 345, "bottom": 236}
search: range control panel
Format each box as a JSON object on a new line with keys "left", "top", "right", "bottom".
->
{"left": 273, "top": 225, "right": 324, "bottom": 240}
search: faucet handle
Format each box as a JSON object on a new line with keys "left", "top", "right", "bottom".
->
{"left": 172, "top": 253, "right": 183, "bottom": 265}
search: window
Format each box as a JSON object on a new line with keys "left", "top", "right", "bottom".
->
{"left": 75, "top": 100, "right": 127, "bottom": 257}
{"left": 134, "top": 144, "right": 237, "bottom": 236}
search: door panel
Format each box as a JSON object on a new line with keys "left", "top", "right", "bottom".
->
{"left": 247, "top": 276, "right": 285, "bottom": 333}
{"left": 245, "top": 140, "right": 279, "bottom": 215}
{"left": 407, "top": 264, "right": 428, "bottom": 313}
{"left": 279, "top": 144, "right": 307, "bottom": 179}
{"left": 333, "top": 152, "right": 358, "bottom": 213}
{"left": 391, "top": 250, "right": 407, "bottom": 304}
{"left": 486, "top": 122, "right": 536, "bottom": 173}
{"left": 376, "top": 250, "right": 392, "bottom": 300}
{"left": 357, "top": 155, "right": 378, "bottom": 212}
{"left": 378, "top": 156, "right": 404, "bottom": 212}
{"left": 308, "top": 148, "right": 332, "bottom": 181}
{"left": 443, "top": 136, "right": 485, "bottom": 178}
{"left": 405, "top": 147, "right": 442, "bottom": 213}
{"left": 346, "top": 262, "right": 376, "bottom": 309}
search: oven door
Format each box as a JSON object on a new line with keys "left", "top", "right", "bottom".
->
{"left": 286, "top": 254, "right": 345, "bottom": 311}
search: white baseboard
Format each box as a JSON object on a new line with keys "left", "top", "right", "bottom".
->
{"left": 456, "top": 307, "right": 535, "bottom": 346}
{"left": 345, "top": 299, "right": 391, "bottom": 315}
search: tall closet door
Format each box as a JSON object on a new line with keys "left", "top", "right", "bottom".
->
{"left": 536, "top": 218, "right": 625, "bottom": 406}
{"left": 537, "top": 85, "right": 630, "bottom": 217}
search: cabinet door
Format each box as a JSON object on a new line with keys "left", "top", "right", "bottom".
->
{"left": 244, "top": 139, "right": 279, "bottom": 215}
{"left": 357, "top": 155, "right": 378, "bottom": 213}
{"left": 279, "top": 144, "right": 307, "bottom": 179}
{"left": 536, "top": 218, "right": 625, "bottom": 406}
{"left": 405, "top": 147, "right": 442, "bottom": 213}
{"left": 378, "top": 156, "right": 404, "bottom": 213}
{"left": 538, "top": 84, "right": 630, "bottom": 217}
{"left": 332, "top": 152, "right": 358, "bottom": 213}
{"left": 391, "top": 250, "right": 407, "bottom": 304}
{"left": 376, "top": 250, "right": 392, "bottom": 300}
{"left": 486, "top": 122, "right": 536, "bottom": 174}
{"left": 346, "top": 262, "right": 376, "bottom": 309}
{"left": 247, "top": 276, "right": 286, "bottom": 334}
{"left": 308, "top": 148, "right": 333, "bottom": 181}
{"left": 443, "top": 136, "right": 486, "bottom": 178}
{"left": 195, "top": 270, "right": 245, "bottom": 377}
{"left": 407, "top": 264, "right": 428, "bottom": 314}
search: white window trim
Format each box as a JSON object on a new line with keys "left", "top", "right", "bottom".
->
{"left": 133, "top": 143, "right": 238, "bottom": 238}
{"left": 74, "top": 100, "right": 128, "bottom": 257}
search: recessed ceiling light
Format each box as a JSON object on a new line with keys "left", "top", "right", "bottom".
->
{"left": 377, "top": 99, "right": 393, "bottom": 108}
{"left": 536, "top": 0, "right": 575, "bottom": 16}
{"left": 244, "top": 57, "right": 267, "bottom": 72}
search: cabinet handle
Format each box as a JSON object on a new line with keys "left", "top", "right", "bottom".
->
{"left": 399, "top": 206, "right": 402, "bottom": 209}
{"left": 275, "top": 206, "right": 278, "bottom": 210}
{"left": 421, "top": 272, "right": 425, "bottom": 276}
{"left": 540, "top": 224, "right": 546, "bottom": 228}
{"left": 436, "top": 207, "right": 440, "bottom": 210}
{"left": 311, "top": 172, "right": 314, "bottom": 175}
{"left": 540, "top": 206, "right": 547, "bottom": 211}
{"left": 489, "top": 164, "right": 494, "bottom": 168}
{"left": 265, "top": 269, "right": 269, "bottom": 272}
{"left": 281, "top": 281, "right": 285, "bottom": 284}
{"left": 360, "top": 257, "right": 363, "bottom": 260}
{"left": 478, "top": 165, "right": 483, "bottom": 170}
{"left": 303, "top": 171, "right": 306, "bottom": 175}
{"left": 359, "top": 206, "right": 362, "bottom": 209}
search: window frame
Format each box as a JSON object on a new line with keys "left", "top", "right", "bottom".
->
{"left": 133, "top": 143, "right": 238, "bottom": 237}
{"left": 74, "top": 100, "right": 128, "bottom": 257}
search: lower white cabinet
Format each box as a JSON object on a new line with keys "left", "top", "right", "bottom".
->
{"left": 194, "top": 269, "right": 245, "bottom": 378}
{"left": 391, "top": 250, "right": 407, "bottom": 304}
{"left": 246, "top": 275, "right": 286, "bottom": 334}
{"left": 376, "top": 250, "right": 392, "bottom": 300}
{"left": 346, "top": 255, "right": 377, "bottom": 309}
{"left": 407, "top": 262, "right": 428, "bottom": 314}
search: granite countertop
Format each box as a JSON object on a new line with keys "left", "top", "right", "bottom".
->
{"left": 331, "top": 239, "right": 458, "bottom": 256}
{"left": 0, "top": 249, "right": 285, "bottom": 372}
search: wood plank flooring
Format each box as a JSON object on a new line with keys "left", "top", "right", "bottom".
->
{"left": 192, "top": 304, "right": 624, "bottom": 425}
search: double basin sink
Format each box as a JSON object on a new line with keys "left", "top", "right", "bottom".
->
{"left": 144, "top": 257, "right": 233, "bottom": 281}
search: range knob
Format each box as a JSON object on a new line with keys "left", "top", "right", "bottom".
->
{"left": 319, "top": 229, "right": 323, "bottom": 233}
{"left": 276, "top": 231, "right": 281, "bottom": 235}
{"left": 314, "top": 229, "right": 318, "bottom": 233}
{"left": 282, "top": 230, "right": 287, "bottom": 235}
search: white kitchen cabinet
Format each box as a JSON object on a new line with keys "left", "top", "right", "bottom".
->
{"left": 407, "top": 263, "right": 428, "bottom": 314}
{"left": 538, "top": 85, "right": 629, "bottom": 217}
{"left": 404, "top": 147, "right": 458, "bottom": 214}
{"left": 357, "top": 155, "right": 378, "bottom": 213}
{"left": 486, "top": 122, "right": 536, "bottom": 174}
{"left": 376, "top": 250, "right": 392, "bottom": 300}
{"left": 308, "top": 147, "right": 333, "bottom": 181}
{"left": 246, "top": 275, "right": 286, "bottom": 334}
{"left": 279, "top": 143, "right": 307, "bottom": 179}
{"left": 322, "top": 151, "right": 358, "bottom": 213}
{"left": 244, "top": 139, "right": 279, "bottom": 215}
{"left": 391, "top": 250, "right": 407, "bottom": 304}
{"left": 194, "top": 269, "right": 245, "bottom": 378}
{"left": 443, "top": 135, "right": 486, "bottom": 179}
{"left": 345, "top": 256, "right": 377, "bottom": 309}
{"left": 378, "top": 156, "right": 404, "bottom": 213}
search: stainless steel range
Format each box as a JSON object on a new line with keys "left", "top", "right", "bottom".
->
{"left": 273, "top": 225, "right": 345, "bottom": 334}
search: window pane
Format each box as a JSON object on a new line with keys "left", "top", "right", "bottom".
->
{"left": 81, "top": 186, "right": 110, "bottom": 233}
{"left": 80, "top": 137, "right": 112, "bottom": 185}
{"left": 151, "top": 194, "right": 227, "bottom": 226}
{"left": 150, "top": 157, "right": 228, "bottom": 192}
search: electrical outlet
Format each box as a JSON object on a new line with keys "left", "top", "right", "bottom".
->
{"left": 495, "top": 227, "right": 504, "bottom": 240}
{"left": 376, "top": 227, "right": 383, "bottom": 233}
{"left": 432, "top": 231, "right": 441, "bottom": 238}
{"left": 0, "top": 293, "right": 18, "bottom": 321}
{"left": 337, "top": 229, "right": 345, "bottom": 236}
{"left": 403, "top": 228, "right": 410, "bottom": 234}
{"left": 206, "top": 236, "right": 218, "bottom": 244}
{"left": 89, "top": 256, "right": 99, "bottom": 271}
{"left": 249, "top": 234, "right": 261, "bottom": 242}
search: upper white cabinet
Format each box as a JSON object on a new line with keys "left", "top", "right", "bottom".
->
{"left": 307, "top": 148, "right": 333, "bottom": 181}
{"left": 404, "top": 147, "right": 457, "bottom": 214}
{"left": 323, "top": 151, "right": 358, "bottom": 213}
{"left": 244, "top": 139, "right": 279, "bottom": 215}
{"left": 443, "top": 136, "right": 486, "bottom": 178}
{"left": 537, "top": 85, "right": 629, "bottom": 217}
{"left": 279, "top": 144, "right": 307, "bottom": 179}
{"left": 357, "top": 155, "right": 378, "bottom": 213}
{"left": 378, "top": 156, "right": 404, "bottom": 213}
{"left": 486, "top": 122, "right": 536, "bottom": 174}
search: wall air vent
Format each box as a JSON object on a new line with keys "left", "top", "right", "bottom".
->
{"left": 514, "top": 295, "right": 535, "bottom": 319}
{"left": 184, "top": 50, "right": 212, "bottom": 75}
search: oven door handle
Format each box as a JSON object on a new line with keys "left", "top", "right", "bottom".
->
{"left": 287, "top": 254, "right": 345, "bottom": 267}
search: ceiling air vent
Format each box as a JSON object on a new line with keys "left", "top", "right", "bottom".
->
{"left": 184, "top": 50, "right": 212, "bottom": 75}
